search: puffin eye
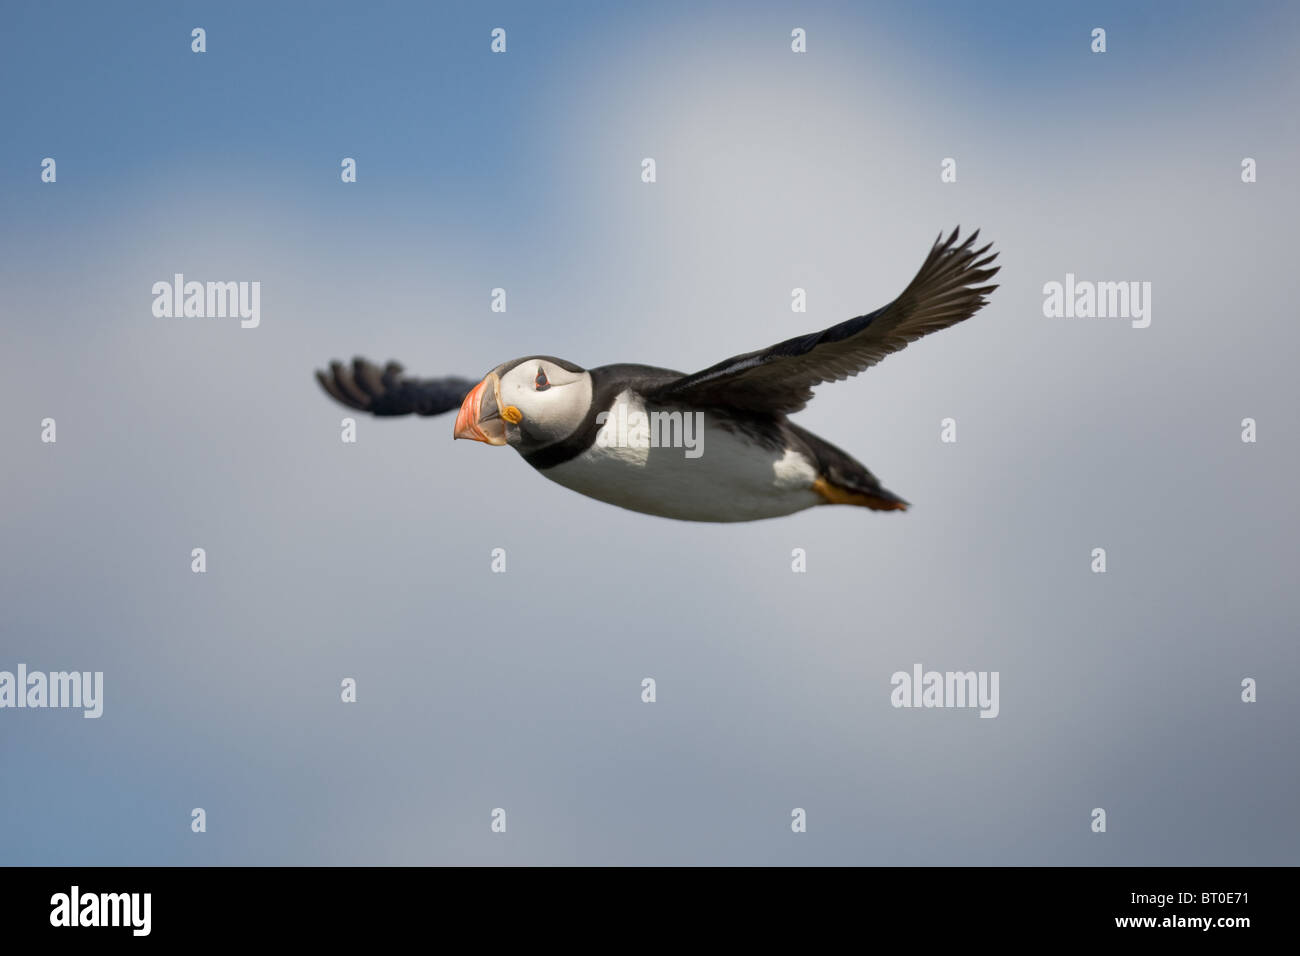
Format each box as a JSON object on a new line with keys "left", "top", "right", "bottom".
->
{"left": 534, "top": 368, "right": 550, "bottom": 391}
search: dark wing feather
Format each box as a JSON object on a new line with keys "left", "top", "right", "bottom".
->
{"left": 315, "top": 358, "right": 474, "bottom": 417}
{"left": 648, "top": 227, "right": 999, "bottom": 415}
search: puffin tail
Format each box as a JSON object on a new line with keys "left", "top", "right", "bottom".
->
{"left": 812, "top": 475, "right": 909, "bottom": 511}
{"left": 788, "top": 423, "right": 911, "bottom": 512}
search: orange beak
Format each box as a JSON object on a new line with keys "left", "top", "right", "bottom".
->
{"left": 454, "top": 374, "right": 509, "bottom": 445}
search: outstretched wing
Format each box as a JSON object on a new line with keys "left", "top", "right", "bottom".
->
{"left": 648, "top": 227, "right": 999, "bottom": 415}
{"left": 315, "top": 358, "right": 475, "bottom": 417}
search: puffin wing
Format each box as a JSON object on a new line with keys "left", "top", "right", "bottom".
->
{"left": 647, "top": 227, "right": 999, "bottom": 415}
{"left": 315, "top": 358, "right": 474, "bottom": 416}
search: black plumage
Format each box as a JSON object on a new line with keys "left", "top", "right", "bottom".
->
{"left": 315, "top": 359, "right": 473, "bottom": 417}
{"left": 648, "top": 227, "right": 998, "bottom": 414}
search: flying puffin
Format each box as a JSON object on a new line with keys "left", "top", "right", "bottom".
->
{"left": 316, "top": 228, "right": 998, "bottom": 522}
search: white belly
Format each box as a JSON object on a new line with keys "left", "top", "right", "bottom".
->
{"left": 537, "top": 391, "right": 822, "bottom": 522}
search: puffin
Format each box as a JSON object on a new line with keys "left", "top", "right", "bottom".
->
{"left": 316, "top": 227, "right": 998, "bottom": 522}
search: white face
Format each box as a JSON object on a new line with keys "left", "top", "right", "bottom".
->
{"left": 496, "top": 357, "right": 593, "bottom": 450}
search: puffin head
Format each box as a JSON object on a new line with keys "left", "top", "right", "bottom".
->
{"left": 454, "top": 356, "right": 593, "bottom": 453}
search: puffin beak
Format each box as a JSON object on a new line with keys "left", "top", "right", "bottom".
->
{"left": 454, "top": 373, "right": 509, "bottom": 445}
